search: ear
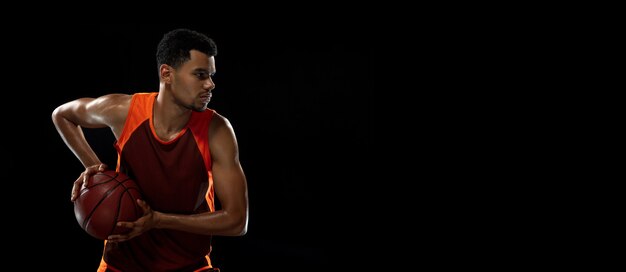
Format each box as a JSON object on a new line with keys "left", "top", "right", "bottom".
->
{"left": 159, "top": 64, "right": 173, "bottom": 83}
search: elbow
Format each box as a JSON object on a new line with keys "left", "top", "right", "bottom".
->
{"left": 233, "top": 213, "right": 248, "bottom": 236}
{"left": 51, "top": 107, "right": 61, "bottom": 124}
{"left": 233, "top": 225, "right": 247, "bottom": 236}
{"left": 227, "top": 211, "right": 248, "bottom": 236}
{"left": 51, "top": 106, "right": 68, "bottom": 127}
{"left": 239, "top": 218, "right": 248, "bottom": 236}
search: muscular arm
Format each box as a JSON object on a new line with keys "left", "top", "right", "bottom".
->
{"left": 51, "top": 94, "right": 130, "bottom": 168}
{"left": 52, "top": 94, "right": 131, "bottom": 202}
{"left": 154, "top": 114, "right": 249, "bottom": 236}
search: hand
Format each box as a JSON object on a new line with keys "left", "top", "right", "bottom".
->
{"left": 107, "top": 199, "right": 158, "bottom": 243}
{"left": 71, "top": 163, "right": 107, "bottom": 201}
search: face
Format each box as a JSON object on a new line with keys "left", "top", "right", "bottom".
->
{"left": 171, "top": 50, "right": 216, "bottom": 112}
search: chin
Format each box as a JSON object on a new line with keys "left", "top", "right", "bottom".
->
{"left": 192, "top": 103, "right": 209, "bottom": 112}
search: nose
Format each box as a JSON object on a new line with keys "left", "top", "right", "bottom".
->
{"left": 203, "top": 77, "right": 215, "bottom": 91}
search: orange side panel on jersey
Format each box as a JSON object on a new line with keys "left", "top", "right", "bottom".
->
{"left": 97, "top": 241, "right": 122, "bottom": 272}
{"left": 189, "top": 110, "right": 215, "bottom": 211}
{"left": 114, "top": 93, "right": 156, "bottom": 171}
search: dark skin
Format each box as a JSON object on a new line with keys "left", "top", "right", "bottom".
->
{"left": 52, "top": 50, "right": 248, "bottom": 242}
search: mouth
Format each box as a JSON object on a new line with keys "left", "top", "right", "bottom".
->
{"left": 200, "top": 93, "right": 212, "bottom": 103}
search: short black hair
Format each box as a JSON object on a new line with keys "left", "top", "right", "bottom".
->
{"left": 156, "top": 28, "right": 217, "bottom": 69}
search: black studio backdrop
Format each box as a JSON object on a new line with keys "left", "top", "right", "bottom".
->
{"left": 7, "top": 23, "right": 372, "bottom": 271}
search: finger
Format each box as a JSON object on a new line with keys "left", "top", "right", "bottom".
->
{"left": 72, "top": 177, "right": 83, "bottom": 201}
{"left": 74, "top": 175, "right": 83, "bottom": 187}
{"left": 137, "top": 199, "right": 150, "bottom": 213}
{"left": 107, "top": 234, "right": 127, "bottom": 242}
{"left": 99, "top": 164, "right": 107, "bottom": 171}
{"left": 116, "top": 221, "right": 133, "bottom": 228}
{"left": 71, "top": 185, "right": 80, "bottom": 202}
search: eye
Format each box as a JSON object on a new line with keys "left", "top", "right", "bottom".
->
{"left": 194, "top": 72, "right": 210, "bottom": 80}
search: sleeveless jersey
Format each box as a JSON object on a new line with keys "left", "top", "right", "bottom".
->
{"left": 98, "top": 92, "right": 217, "bottom": 272}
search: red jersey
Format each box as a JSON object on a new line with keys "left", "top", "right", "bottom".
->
{"left": 98, "top": 92, "right": 217, "bottom": 272}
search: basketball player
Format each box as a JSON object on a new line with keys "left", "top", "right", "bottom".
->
{"left": 51, "top": 28, "right": 248, "bottom": 272}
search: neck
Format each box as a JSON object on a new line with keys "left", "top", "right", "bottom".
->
{"left": 153, "top": 86, "right": 191, "bottom": 140}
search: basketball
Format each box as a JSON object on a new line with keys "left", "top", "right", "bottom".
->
{"left": 74, "top": 170, "right": 143, "bottom": 240}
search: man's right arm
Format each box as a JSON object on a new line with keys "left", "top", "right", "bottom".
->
{"left": 51, "top": 94, "right": 131, "bottom": 199}
{"left": 51, "top": 94, "right": 130, "bottom": 166}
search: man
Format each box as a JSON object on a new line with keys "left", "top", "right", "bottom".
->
{"left": 52, "top": 28, "right": 248, "bottom": 271}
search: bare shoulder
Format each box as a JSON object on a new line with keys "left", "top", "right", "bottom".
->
{"left": 102, "top": 93, "right": 132, "bottom": 102}
{"left": 210, "top": 112, "right": 231, "bottom": 130}
{"left": 97, "top": 93, "right": 131, "bottom": 112}
{"left": 86, "top": 93, "right": 133, "bottom": 129}
{"left": 92, "top": 93, "right": 132, "bottom": 110}
{"left": 209, "top": 112, "right": 239, "bottom": 159}
{"left": 209, "top": 112, "right": 237, "bottom": 141}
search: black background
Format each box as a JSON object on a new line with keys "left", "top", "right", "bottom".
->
{"left": 5, "top": 23, "right": 372, "bottom": 271}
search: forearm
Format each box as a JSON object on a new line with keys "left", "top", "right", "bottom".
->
{"left": 155, "top": 209, "right": 247, "bottom": 236}
{"left": 52, "top": 110, "right": 102, "bottom": 167}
